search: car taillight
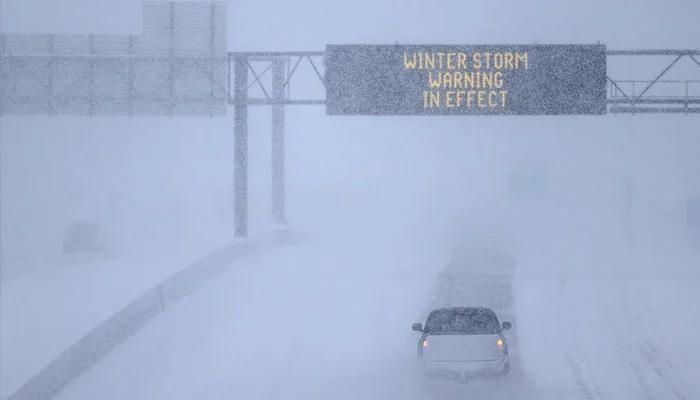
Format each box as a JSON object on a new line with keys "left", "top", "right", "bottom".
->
{"left": 496, "top": 338, "right": 505, "bottom": 350}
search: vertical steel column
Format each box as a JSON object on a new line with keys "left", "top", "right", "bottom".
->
{"left": 47, "top": 34, "right": 54, "bottom": 114}
{"left": 208, "top": 2, "right": 216, "bottom": 117}
{"left": 128, "top": 35, "right": 134, "bottom": 116}
{"left": 0, "top": 35, "right": 5, "bottom": 115}
{"left": 271, "top": 58, "right": 286, "bottom": 224}
{"left": 168, "top": 2, "right": 175, "bottom": 116}
{"left": 11, "top": 40, "right": 18, "bottom": 108}
{"left": 88, "top": 34, "right": 95, "bottom": 116}
{"left": 233, "top": 54, "right": 249, "bottom": 237}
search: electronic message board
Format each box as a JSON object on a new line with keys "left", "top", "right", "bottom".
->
{"left": 325, "top": 44, "right": 607, "bottom": 115}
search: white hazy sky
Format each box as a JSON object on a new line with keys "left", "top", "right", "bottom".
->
{"left": 2, "top": 0, "right": 699, "bottom": 50}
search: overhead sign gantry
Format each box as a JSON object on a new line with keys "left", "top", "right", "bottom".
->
{"left": 228, "top": 45, "right": 699, "bottom": 237}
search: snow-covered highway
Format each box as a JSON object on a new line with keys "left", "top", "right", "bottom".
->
{"left": 46, "top": 234, "right": 699, "bottom": 400}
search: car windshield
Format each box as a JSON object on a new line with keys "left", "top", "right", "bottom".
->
{"left": 425, "top": 308, "right": 500, "bottom": 335}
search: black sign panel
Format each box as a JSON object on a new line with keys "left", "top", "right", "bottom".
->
{"left": 326, "top": 44, "right": 607, "bottom": 115}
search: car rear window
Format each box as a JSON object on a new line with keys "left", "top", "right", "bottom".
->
{"left": 425, "top": 308, "right": 500, "bottom": 334}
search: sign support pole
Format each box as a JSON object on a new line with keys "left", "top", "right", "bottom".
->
{"left": 233, "top": 54, "right": 248, "bottom": 238}
{"left": 272, "top": 58, "right": 286, "bottom": 224}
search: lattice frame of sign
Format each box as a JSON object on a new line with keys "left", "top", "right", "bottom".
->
{"left": 0, "top": 2, "right": 227, "bottom": 116}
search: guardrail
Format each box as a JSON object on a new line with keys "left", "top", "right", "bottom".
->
{"left": 6, "top": 240, "right": 258, "bottom": 400}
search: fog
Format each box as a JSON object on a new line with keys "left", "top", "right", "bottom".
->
{"left": 1, "top": 1, "right": 699, "bottom": 399}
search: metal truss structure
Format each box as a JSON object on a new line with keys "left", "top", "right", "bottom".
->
{"left": 0, "top": 2, "right": 227, "bottom": 116}
{"left": 227, "top": 48, "right": 700, "bottom": 237}
{"left": 228, "top": 52, "right": 325, "bottom": 236}
{"left": 228, "top": 49, "right": 700, "bottom": 113}
{"left": 607, "top": 49, "right": 700, "bottom": 114}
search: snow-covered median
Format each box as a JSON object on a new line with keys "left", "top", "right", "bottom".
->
{"left": 0, "top": 237, "right": 234, "bottom": 399}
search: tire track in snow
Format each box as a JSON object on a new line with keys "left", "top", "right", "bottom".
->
{"left": 602, "top": 301, "right": 680, "bottom": 400}
{"left": 564, "top": 353, "right": 601, "bottom": 400}
{"left": 564, "top": 340, "right": 605, "bottom": 400}
{"left": 638, "top": 339, "right": 687, "bottom": 400}
{"left": 607, "top": 278, "right": 688, "bottom": 400}
{"left": 600, "top": 290, "right": 659, "bottom": 400}
{"left": 557, "top": 273, "right": 605, "bottom": 400}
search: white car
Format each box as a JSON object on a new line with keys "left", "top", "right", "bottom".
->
{"left": 412, "top": 306, "right": 511, "bottom": 380}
